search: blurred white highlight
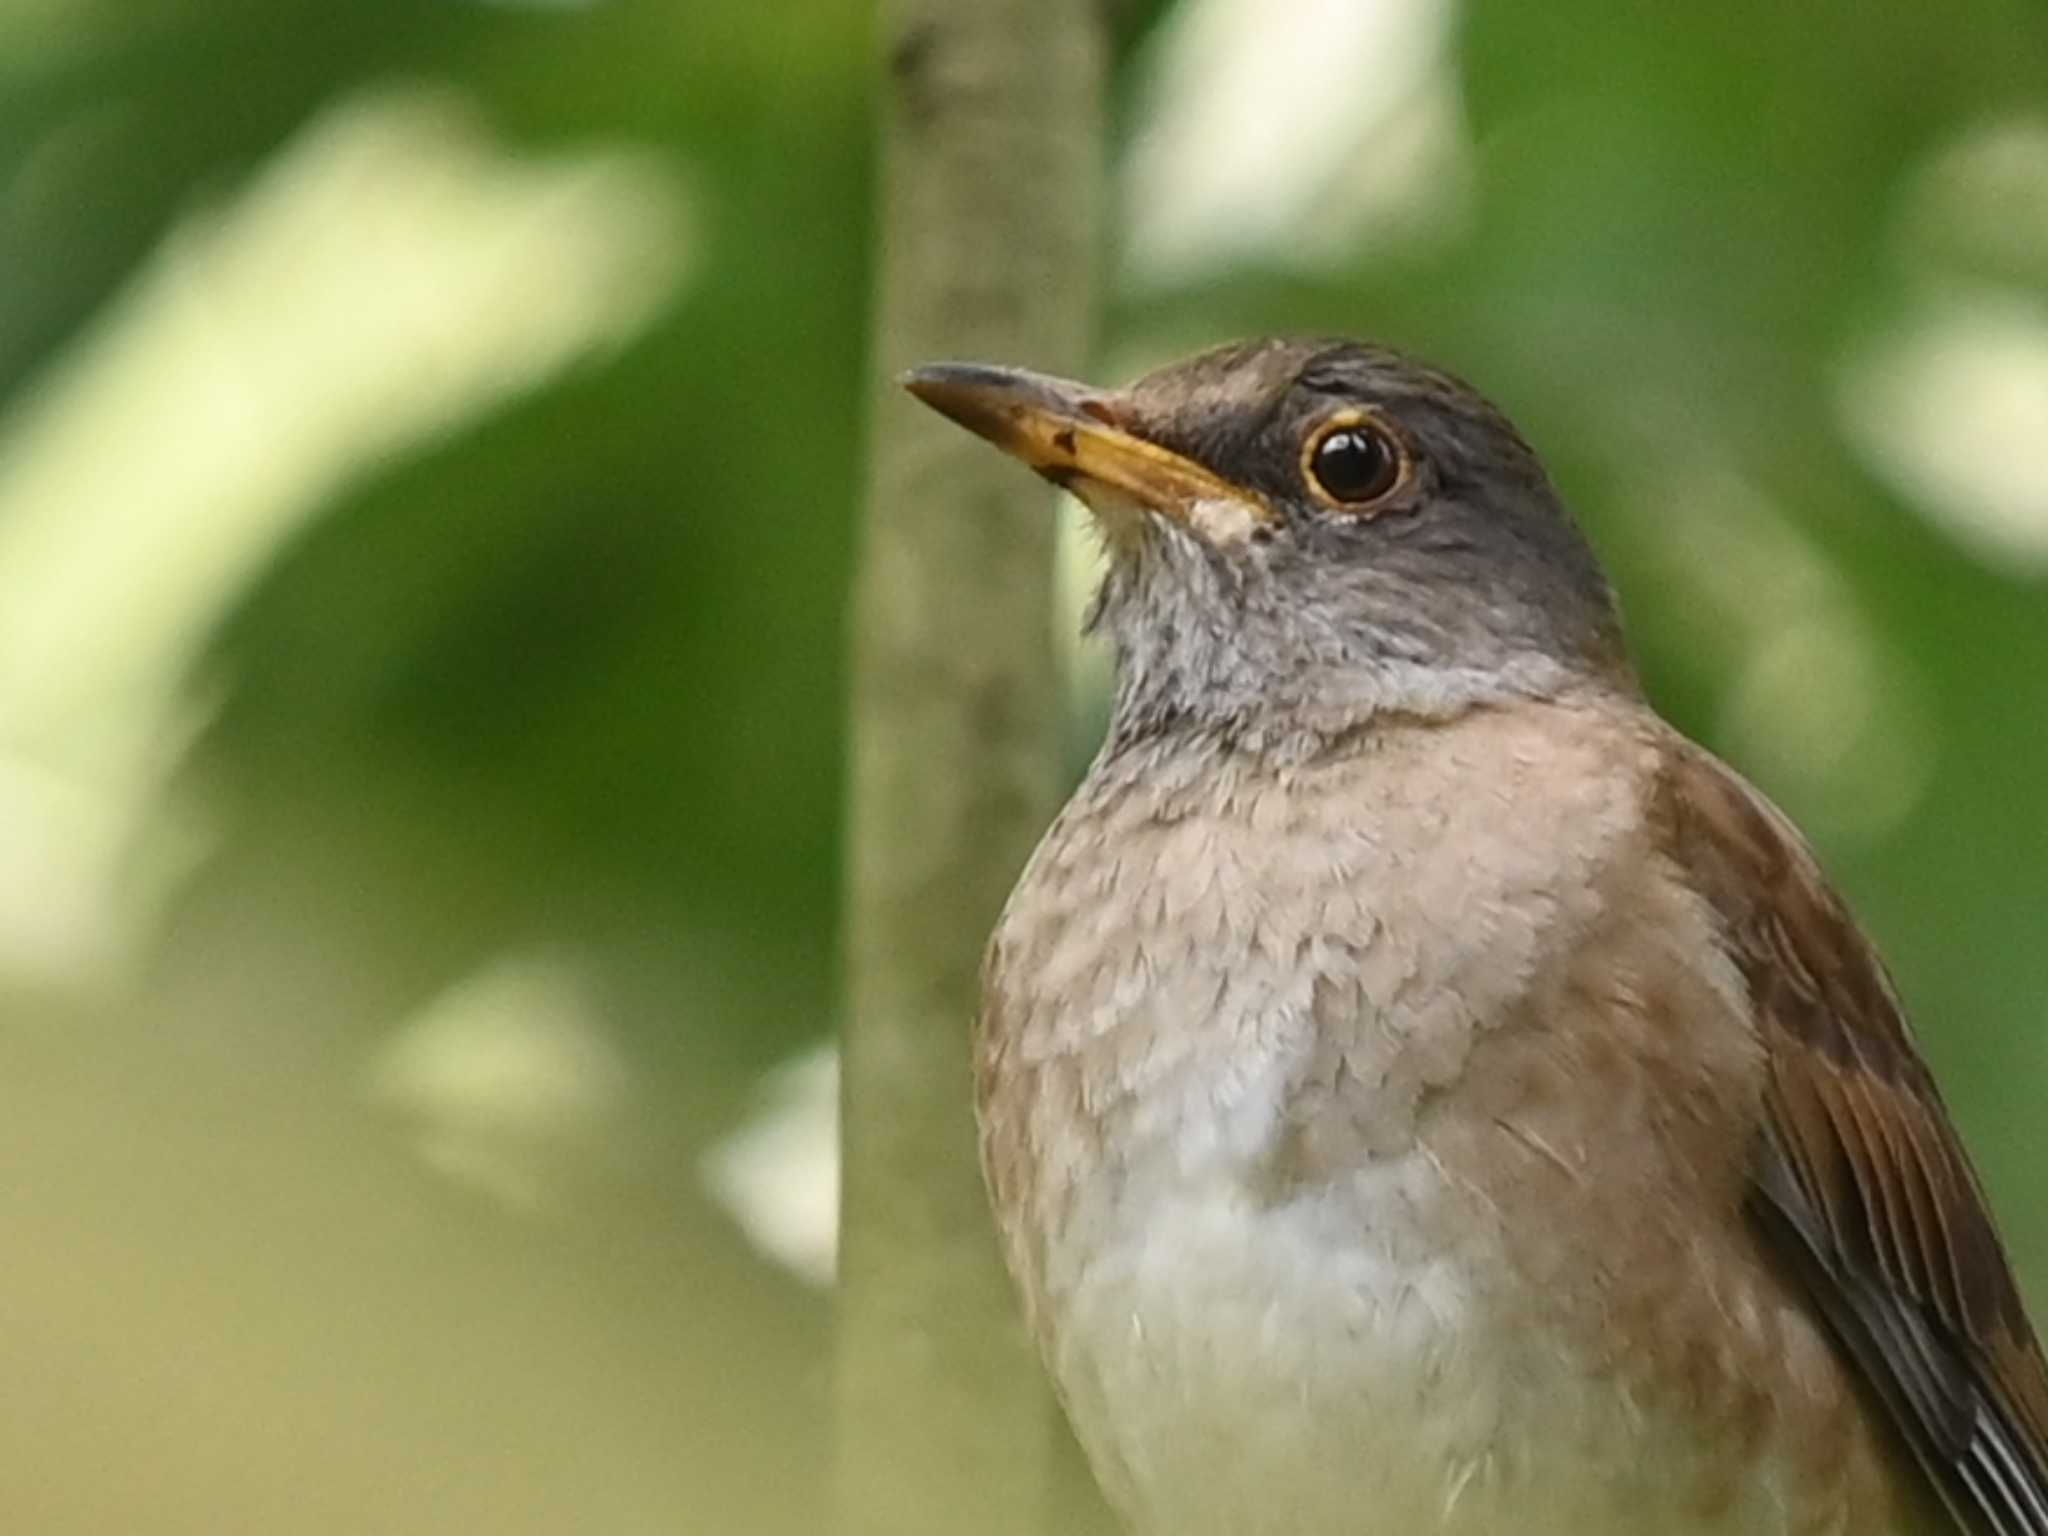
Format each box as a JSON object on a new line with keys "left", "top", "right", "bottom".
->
{"left": 369, "top": 952, "right": 633, "bottom": 1213}
{"left": 1122, "top": 0, "right": 1468, "bottom": 283}
{"left": 1838, "top": 114, "right": 2048, "bottom": 574}
{"left": 1840, "top": 290, "right": 2048, "bottom": 574}
{"left": 703, "top": 1047, "right": 839, "bottom": 1287}
{"left": 0, "top": 85, "right": 691, "bottom": 987}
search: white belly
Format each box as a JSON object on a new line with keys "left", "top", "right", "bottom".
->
{"left": 1045, "top": 1157, "right": 1797, "bottom": 1536}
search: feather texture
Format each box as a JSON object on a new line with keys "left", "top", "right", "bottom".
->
{"left": 1661, "top": 742, "right": 2048, "bottom": 1536}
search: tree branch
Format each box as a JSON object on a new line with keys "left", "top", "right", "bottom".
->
{"left": 837, "top": 1, "right": 1108, "bottom": 1532}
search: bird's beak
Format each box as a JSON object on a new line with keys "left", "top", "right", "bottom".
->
{"left": 901, "top": 362, "right": 1271, "bottom": 538}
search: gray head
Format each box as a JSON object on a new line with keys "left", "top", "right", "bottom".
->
{"left": 905, "top": 337, "right": 1633, "bottom": 754}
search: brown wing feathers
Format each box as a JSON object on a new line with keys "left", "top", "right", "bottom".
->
{"left": 1663, "top": 742, "right": 2048, "bottom": 1536}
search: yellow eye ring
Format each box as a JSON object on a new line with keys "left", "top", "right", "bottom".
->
{"left": 1301, "top": 411, "right": 1408, "bottom": 511}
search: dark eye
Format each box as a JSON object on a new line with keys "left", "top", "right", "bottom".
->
{"left": 1304, "top": 417, "right": 1404, "bottom": 507}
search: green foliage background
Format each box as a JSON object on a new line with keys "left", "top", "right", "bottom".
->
{"left": 3, "top": 0, "right": 2045, "bottom": 1529}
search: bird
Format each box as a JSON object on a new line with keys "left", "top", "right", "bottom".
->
{"left": 901, "top": 337, "right": 2048, "bottom": 1536}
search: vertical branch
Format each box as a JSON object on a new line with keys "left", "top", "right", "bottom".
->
{"left": 837, "top": 1, "right": 1107, "bottom": 1533}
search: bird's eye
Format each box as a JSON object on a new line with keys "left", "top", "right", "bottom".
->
{"left": 1303, "top": 415, "right": 1405, "bottom": 509}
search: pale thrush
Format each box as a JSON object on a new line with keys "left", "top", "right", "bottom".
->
{"left": 903, "top": 338, "right": 2048, "bottom": 1536}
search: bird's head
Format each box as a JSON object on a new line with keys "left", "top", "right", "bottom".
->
{"left": 905, "top": 337, "right": 1632, "bottom": 751}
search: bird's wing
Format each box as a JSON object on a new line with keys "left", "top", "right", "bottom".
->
{"left": 1660, "top": 740, "right": 2048, "bottom": 1536}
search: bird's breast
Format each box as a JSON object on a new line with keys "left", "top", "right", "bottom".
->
{"left": 980, "top": 703, "right": 1658, "bottom": 1311}
{"left": 977, "top": 702, "right": 1922, "bottom": 1534}
{"left": 980, "top": 706, "right": 1651, "bottom": 1532}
